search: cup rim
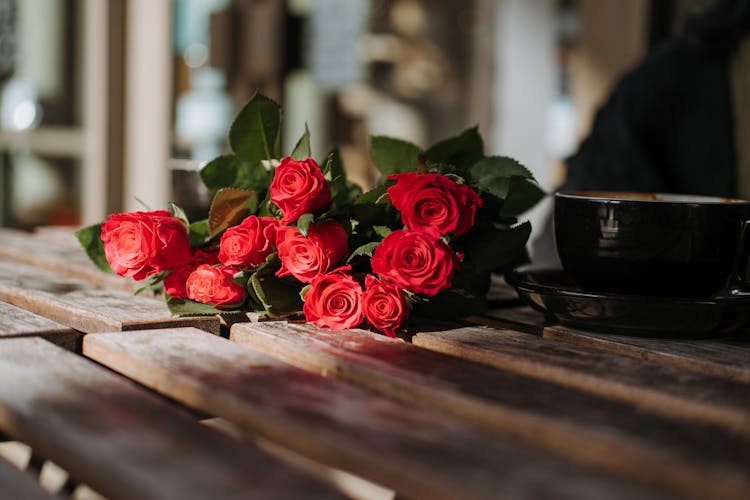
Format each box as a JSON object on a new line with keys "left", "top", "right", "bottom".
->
{"left": 556, "top": 191, "right": 750, "bottom": 205}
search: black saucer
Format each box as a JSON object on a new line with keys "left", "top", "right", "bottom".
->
{"left": 505, "top": 269, "right": 750, "bottom": 338}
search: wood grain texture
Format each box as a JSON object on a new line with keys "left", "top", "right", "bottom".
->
{"left": 0, "top": 227, "right": 137, "bottom": 292}
{"left": 231, "top": 321, "right": 750, "bottom": 500}
{"left": 0, "top": 455, "right": 55, "bottom": 500}
{"left": 0, "top": 337, "right": 340, "bottom": 500}
{"left": 411, "top": 326, "right": 750, "bottom": 435}
{"left": 82, "top": 327, "right": 664, "bottom": 500}
{"left": 544, "top": 325, "right": 750, "bottom": 384}
{"left": 0, "top": 259, "right": 219, "bottom": 334}
{"left": 0, "top": 301, "right": 81, "bottom": 350}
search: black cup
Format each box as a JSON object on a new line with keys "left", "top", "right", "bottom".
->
{"left": 554, "top": 191, "right": 750, "bottom": 298}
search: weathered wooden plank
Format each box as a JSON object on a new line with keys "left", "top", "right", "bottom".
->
{"left": 0, "top": 227, "right": 137, "bottom": 292}
{"left": 82, "top": 328, "right": 667, "bottom": 500}
{"left": 0, "top": 259, "right": 219, "bottom": 334}
{"left": 0, "top": 337, "right": 340, "bottom": 500}
{"left": 231, "top": 321, "right": 750, "bottom": 500}
{"left": 544, "top": 325, "right": 750, "bottom": 384}
{"left": 0, "top": 455, "right": 55, "bottom": 500}
{"left": 0, "top": 301, "right": 81, "bottom": 350}
{"left": 411, "top": 326, "right": 750, "bottom": 434}
{"left": 470, "top": 306, "right": 548, "bottom": 334}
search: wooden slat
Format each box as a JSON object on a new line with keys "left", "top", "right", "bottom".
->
{"left": 411, "top": 326, "right": 750, "bottom": 434}
{"left": 0, "top": 456, "right": 55, "bottom": 500}
{"left": 230, "top": 321, "right": 750, "bottom": 500}
{"left": 0, "top": 337, "right": 339, "bottom": 500}
{"left": 544, "top": 325, "right": 750, "bottom": 384}
{"left": 82, "top": 328, "right": 664, "bottom": 500}
{"left": 0, "top": 228, "right": 137, "bottom": 292}
{"left": 471, "top": 306, "right": 547, "bottom": 334}
{"left": 0, "top": 301, "right": 80, "bottom": 350}
{"left": 0, "top": 259, "right": 219, "bottom": 334}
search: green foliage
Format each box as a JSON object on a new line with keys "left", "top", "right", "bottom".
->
{"left": 470, "top": 156, "right": 533, "bottom": 198}
{"left": 296, "top": 213, "right": 314, "bottom": 237}
{"left": 347, "top": 241, "right": 380, "bottom": 263}
{"left": 74, "top": 224, "right": 113, "bottom": 273}
{"left": 168, "top": 202, "right": 190, "bottom": 229}
{"left": 370, "top": 136, "right": 421, "bottom": 176}
{"left": 291, "top": 123, "right": 311, "bottom": 160}
{"left": 229, "top": 93, "right": 282, "bottom": 165}
{"left": 166, "top": 295, "right": 231, "bottom": 316}
{"left": 188, "top": 219, "right": 211, "bottom": 247}
{"left": 199, "top": 155, "right": 273, "bottom": 195}
{"left": 500, "top": 177, "right": 546, "bottom": 217}
{"left": 208, "top": 188, "right": 259, "bottom": 238}
{"left": 423, "top": 127, "right": 484, "bottom": 170}
{"left": 459, "top": 221, "right": 532, "bottom": 274}
{"left": 249, "top": 268, "right": 303, "bottom": 317}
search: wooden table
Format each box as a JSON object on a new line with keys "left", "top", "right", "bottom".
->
{"left": 0, "top": 227, "right": 749, "bottom": 499}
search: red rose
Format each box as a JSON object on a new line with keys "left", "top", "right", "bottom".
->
{"left": 270, "top": 157, "right": 332, "bottom": 224}
{"left": 186, "top": 264, "right": 246, "bottom": 307}
{"left": 388, "top": 173, "right": 483, "bottom": 236}
{"left": 362, "top": 275, "right": 410, "bottom": 337}
{"left": 303, "top": 267, "right": 363, "bottom": 329}
{"left": 371, "top": 229, "right": 456, "bottom": 296}
{"left": 164, "top": 247, "right": 220, "bottom": 298}
{"left": 101, "top": 210, "right": 191, "bottom": 280}
{"left": 219, "top": 215, "right": 278, "bottom": 268}
{"left": 276, "top": 220, "right": 349, "bottom": 283}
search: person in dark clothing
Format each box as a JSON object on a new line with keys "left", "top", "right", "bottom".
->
{"left": 532, "top": 0, "right": 750, "bottom": 267}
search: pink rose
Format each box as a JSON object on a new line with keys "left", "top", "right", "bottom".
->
{"left": 164, "top": 247, "right": 220, "bottom": 298}
{"left": 219, "top": 215, "right": 278, "bottom": 268}
{"left": 186, "top": 264, "right": 247, "bottom": 307}
{"left": 276, "top": 220, "right": 349, "bottom": 283}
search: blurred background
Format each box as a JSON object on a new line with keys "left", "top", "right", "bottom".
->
{"left": 0, "top": 0, "right": 718, "bottom": 248}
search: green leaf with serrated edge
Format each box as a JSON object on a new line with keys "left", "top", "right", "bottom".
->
{"left": 166, "top": 295, "right": 237, "bottom": 316}
{"left": 208, "top": 188, "right": 259, "bottom": 238}
{"left": 291, "top": 123, "right": 311, "bottom": 160}
{"left": 373, "top": 225, "right": 392, "bottom": 238}
{"left": 459, "top": 221, "right": 531, "bottom": 274}
{"left": 229, "top": 93, "right": 282, "bottom": 164}
{"left": 470, "top": 156, "right": 534, "bottom": 199}
{"left": 168, "top": 202, "right": 190, "bottom": 229}
{"left": 296, "top": 213, "right": 314, "bottom": 237}
{"left": 370, "top": 136, "right": 421, "bottom": 176}
{"left": 500, "top": 177, "right": 546, "bottom": 217}
{"left": 188, "top": 219, "right": 210, "bottom": 246}
{"left": 346, "top": 241, "right": 380, "bottom": 263}
{"left": 424, "top": 127, "right": 484, "bottom": 169}
{"left": 74, "top": 224, "right": 114, "bottom": 273}
{"left": 199, "top": 155, "right": 238, "bottom": 194}
{"left": 250, "top": 269, "right": 303, "bottom": 318}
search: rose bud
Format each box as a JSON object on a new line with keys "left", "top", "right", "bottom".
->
{"left": 276, "top": 220, "right": 348, "bottom": 283}
{"left": 164, "top": 247, "right": 220, "bottom": 299}
{"left": 270, "top": 157, "right": 332, "bottom": 224}
{"left": 219, "top": 215, "right": 278, "bottom": 268}
{"left": 186, "top": 264, "right": 247, "bottom": 307}
{"left": 371, "top": 229, "right": 456, "bottom": 296}
{"left": 303, "top": 267, "right": 364, "bottom": 330}
{"left": 388, "top": 172, "right": 483, "bottom": 236}
{"left": 362, "top": 275, "right": 410, "bottom": 338}
{"left": 101, "top": 210, "right": 192, "bottom": 280}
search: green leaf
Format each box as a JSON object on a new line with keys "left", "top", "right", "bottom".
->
{"left": 74, "top": 224, "right": 113, "bottom": 273}
{"left": 208, "top": 188, "right": 259, "bottom": 238}
{"left": 168, "top": 202, "right": 190, "bottom": 229}
{"left": 424, "top": 127, "right": 484, "bottom": 169}
{"left": 296, "top": 213, "right": 314, "bottom": 237}
{"left": 291, "top": 123, "right": 311, "bottom": 160}
{"left": 355, "top": 184, "right": 390, "bottom": 205}
{"left": 188, "top": 219, "right": 210, "bottom": 246}
{"left": 347, "top": 241, "right": 380, "bottom": 263}
{"left": 200, "top": 154, "right": 274, "bottom": 195}
{"left": 373, "top": 225, "right": 392, "bottom": 239}
{"left": 370, "top": 136, "right": 420, "bottom": 176}
{"left": 460, "top": 221, "right": 532, "bottom": 274}
{"left": 500, "top": 177, "right": 546, "bottom": 217}
{"left": 166, "top": 295, "right": 231, "bottom": 316}
{"left": 322, "top": 148, "right": 346, "bottom": 182}
{"left": 250, "top": 269, "right": 303, "bottom": 318}
{"left": 470, "top": 156, "right": 534, "bottom": 199}
{"left": 135, "top": 272, "right": 167, "bottom": 296}
{"left": 229, "top": 93, "right": 282, "bottom": 165}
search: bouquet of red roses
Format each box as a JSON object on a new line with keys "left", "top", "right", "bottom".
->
{"left": 77, "top": 94, "right": 542, "bottom": 337}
